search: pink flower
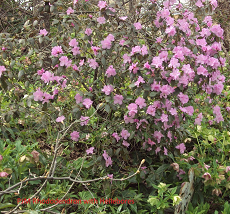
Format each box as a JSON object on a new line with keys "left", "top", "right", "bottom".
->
{"left": 106, "top": 65, "right": 116, "bottom": 77}
{"left": 75, "top": 94, "right": 83, "bottom": 104}
{"left": 0, "top": 155, "right": 2, "bottom": 161}
{"left": 97, "top": 17, "right": 106, "bottom": 24}
{"left": 155, "top": 147, "right": 161, "bottom": 154}
{"left": 33, "top": 88, "right": 44, "bottom": 101}
{"left": 154, "top": 131, "right": 164, "bottom": 144}
{"left": 69, "top": 38, "right": 78, "bottom": 47}
{"left": 80, "top": 116, "right": 90, "bottom": 126}
{"left": 56, "top": 116, "right": 65, "bottom": 123}
{"left": 101, "top": 39, "right": 112, "bottom": 49}
{"left": 129, "top": 62, "right": 139, "bottom": 74}
{"left": 165, "top": 26, "right": 176, "bottom": 36}
{"left": 37, "top": 68, "right": 45, "bottom": 75}
{"left": 70, "top": 131, "right": 80, "bottom": 142}
{"left": 134, "top": 22, "right": 142, "bottom": 30}
{"left": 210, "top": 24, "right": 224, "bottom": 38}
{"left": 178, "top": 92, "right": 189, "bottom": 105}
{"left": 179, "top": 106, "right": 194, "bottom": 116}
{"left": 39, "top": 29, "right": 48, "bottom": 36}
{"left": 135, "top": 76, "right": 145, "bottom": 87}
{"left": 41, "top": 71, "right": 53, "bottom": 83}
{"left": 0, "top": 65, "right": 6, "bottom": 77}
{"left": 102, "top": 85, "right": 114, "bottom": 95}
{"left": 31, "top": 150, "right": 40, "bottom": 162}
{"left": 128, "top": 103, "right": 138, "bottom": 117}
{"left": 121, "top": 129, "right": 130, "bottom": 140}
{"left": 83, "top": 98, "right": 93, "bottom": 109}
{"left": 164, "top": 147, "right": 168, "bottom": 155}
{"left": 112, "top": 132, "right": 120, "bottom": 142}
{"left": 123, "top": 54, "right": 131, "bottom": 64}
{"left": 59, "top": 56, "right": 72, "bottom": 67}
{"left": 103, "top": 150, "right": 112, "bottom": 167}
{"left": 151, "top": 56, "right": 162, "bottom": 68}
{"left": 67, "top": 7, "right": 74, "bottom": 15}
{"left": 0, "top": 172, "right": 8, "bottom": 177}
{"left": 114, "top": 94, "right": 123, "bottom": 105}
{"left": 196, "top": 0, "right": 203, "bottom": 7}
{"left": 213, "top": 83, "right": 224, "bottom": 95}
{"left": 51, "top": 46, "right": 63, "bottom": 57}
{"left": 194, "top": 113, "right": 203, "bottom": 125}
{"left": 86, "top": 147, "right": 94, "bottom": 155}
{"left": 161, "top": 113, "right": 168, "bottom": 122}
{"left": 72, "top": 46, "right": 80, "bottom": 55}
{"left": 122, "top": 140, "right": 130, "bottom": 147}
{"left": 2, "top": 47, "right": 6, "bottom": 51}
{"left": 135, "top": 97, "right": 146, "bottom": 109}
{"left": 175, "top": 143, "right": 186, "bottom": 154}
{"left": 146, "top": 105, "right": 156, "bottom": 116}
{"left": 156, "top": 37, "right": 163, "bottom": 43}
{"left": 202, "top": 172, "right": 211, "bottom": 181}
{"left": 98, "top": 1, "right": 107, "bottom": 10}
{"left": 88, "top": 59, "right": 98, "bottom": 69}
{"left": 85, "top": 28, "right": 92, "bottom": 36}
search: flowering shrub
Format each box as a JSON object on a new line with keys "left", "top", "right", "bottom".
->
{"left": 27, "top": 0, "right": 226, "bottom": 164}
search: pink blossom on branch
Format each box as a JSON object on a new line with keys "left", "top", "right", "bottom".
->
{"left": 102, "top": 85, "right": 114, "bottom": 95}
{"left": 133, "top": 22, "right": 142, "bottom": 30}
{"left": 70, "top": 131, "right": 80, "bottom": 142}
{"left": 82, "top": 98, "right": 93, "bottom": 109}
{"left": 97, "top": 17, "right": 106, "bottom": 24}
{"left": 67, "top": 7, "right": 74, "bottom": 15}
{"left": 98, "top": 1, "right": 107, "bottom": 10}
{"left": 86, "top": 147, "right": 94, "bottom": 155}
{"left": 102, "top": 150, "right": 112, "bottom": 167}
{"left": 0, "top": 65, "right": 6, "bottom": 77}
{"left": 114, "top": 94, "right": 123, "bottom": 105}
{"left": 56, "top": 116, "right": 65, "bottom": 123}
{"left": 175, "top": 143, "right": 186, "bottom": 154}
{"left": 39, "top": 29, "right": 48, "bottom": 36}
{"left": 0, "top": 172, "right": 8, "bottom": 177}
{"left": 85, "top": 28, "right": 92, "bottom": 36}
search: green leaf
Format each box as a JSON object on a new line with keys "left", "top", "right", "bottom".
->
{"left": 18, "top": 70, "right": 25, "bottom": 80}
{"left": 0, "top": 203, "right": 15, "bottom": 209}
{"left": 101, "top": 57, "right": 106, "bottom": 66}
{"left": 105, "top": 104, "right": 110, "bottom": 113}
{"left": 193, "top": 47, "right": 198, "bottom": 54}
{"left": 150, "top": 92, "right": 158, "bottom": 97}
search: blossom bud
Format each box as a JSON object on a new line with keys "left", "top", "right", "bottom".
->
{"left": 31, "top": 150, "right": 40, "bottom": 162}
{"left": 202, "top": 172, "right": 211, "bottom": 181}
{"left": 0, "top": 172, "right": 8, "bottom": 177}
{"left": 171, "top": 163, "right": 179, "bottom": 172}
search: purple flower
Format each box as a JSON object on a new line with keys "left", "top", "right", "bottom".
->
{"left": 0, "top": 172, "right": 8, "bottom": 177}
{"left": 175, "top": 143, "right": 186, "bottom": 154}
{"left": 83, "top": 98, "right": 93, "bottom": 109}
{"left": 39, "top": 29, "right": 48, "bottom": 36}
{"left": 56, "top": 116, "right": 65, "bottom": 123}
{"left": 86, "top": 147, "right": 94, "bottom": 155}
{"left": 71, "top": 131, "right": 80, "bottom": 142}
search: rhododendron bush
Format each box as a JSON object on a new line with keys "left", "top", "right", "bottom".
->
{"left": 0, "top": 0, "right": 226, "bottom": 165}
